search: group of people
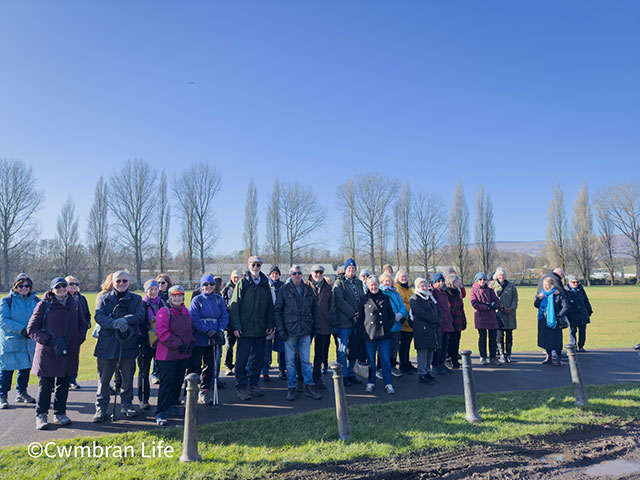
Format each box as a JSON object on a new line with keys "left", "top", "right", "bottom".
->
{"left": 0, "top": 259, "right": 593, "bottom": 430}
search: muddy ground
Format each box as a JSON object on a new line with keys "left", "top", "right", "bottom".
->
{"left": 269, "top": 420, "right": 640, "bottom": 479}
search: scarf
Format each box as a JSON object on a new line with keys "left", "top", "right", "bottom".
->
{"left": 538, "top": 287, "right": 557, "bottom": 328}
{"left": 381, "top": 285, "right": 404, "bottom": 314}
{"left": 416, "top": 288, "right": 437, "bottom": 303}
{"left": 143, "top": 295, "right": 163, "bottom": 323}
{"left": 398, "top": 281, "right": 410, "bottom": 290}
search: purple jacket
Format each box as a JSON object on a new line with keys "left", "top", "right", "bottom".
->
{"left": 155, "top": 304, "right": 195, "bottom": 361}
{"left": 431, "top": 286, "right": 454, "bottom": 333}
{"left": 470, "top": 283, "right": 500, "bottom": 330}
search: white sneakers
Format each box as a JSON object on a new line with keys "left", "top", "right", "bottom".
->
{"left": 365, "top": 383, "right": 375, "bottom": 393}
{"left": 385, "top": 384, "right": 395, "bottom": 395}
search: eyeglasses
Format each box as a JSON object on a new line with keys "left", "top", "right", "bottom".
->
{"left": 570, "top": 281, "right": 579, "bottom": 284}
{"left": 16, "top": 284, "right": 31, "bottom": 289}
{"left": 69, "top": 282, "right": 79, "bottom": 287}
{"left": 115, "top": 279, "right": 129, "bottom": 284}
{"left": 313, "top": 271, "right": 324, "bottom": 274}
{"left": 291, "top": 272, "right": 302, "bottom": 276}
{"left": 477, "top": 279, "right": 486, "bottom": 282}
{"left": 158, "top": 280, "right": 167, "bottom": 285}
{"left": 202, "top": 282, "right": 214, "bottom": 287}
{"left": 54, "top": 284, "right": 68, "bottom": 289}
{"left": 251, "top": 263, "right": 262, "bottom": 267}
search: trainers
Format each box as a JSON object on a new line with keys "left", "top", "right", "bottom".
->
{"left": 248, "top": 385, "right": 265, "bottom": 397}
{"left": 480, "top": 357, "right": 489, "bottom": 365}
{"left": 54, "top": 414, "right": 72, "bottom": 426}
{"left": 321, "top": 365, "right": 328, "bottom": 375}
{"left": 577, "top": 347, "right": 586, "bottom": 353}
{"left": 498, "top": 355, "right": 507, "bottom": 364}
{"left": 121, "top": 405, "right": 138, "bottom": 417}
{"left": 198, "top": 390, "right": 211, "bottom": 405}
{"left": 304, "top": 384, "right": 322, "bottom": 400}
{"left": 36, "top": 413, "right": 49, "bottom": 430}
{"left": 92, "top": 412, "right": 107, "bottom": 423}
{"left": 286, "top": 388, "right": 296, "bottom": 401}
{"left": 0, "top": 395, "right": 8, "bottom": 409}
{"left": 237, "top": 389, "right": 252, "bottom": 401}
{"left": 391, "top": 367, "right": 403, "bottom": 378}
{"left": 419, "top": 373, "right": 437, "bottom": 385}
{"left": 155, "top": 412, "right": 168, "bottom": 426}
{"left": 385, "top": 384, "right": 395, "bottom": 395}
{"left": 225, "top": 368, "right": 234, "bottom": 376}
{"left": 375, "top": 369, "right": 383, "bottom": 380}
{"left": 365, "top": 383, "right": 374, "bottom": 393}
{"left": 16, "top": 392, "right": 35, "bottom": 404}
{"left": 69, "top": 382, "right": 81, "bottom": 390}
{"left": 151, "top": 376, "right": 160, "bottom": 385}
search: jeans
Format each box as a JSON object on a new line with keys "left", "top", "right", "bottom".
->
{"left": 36, "top": 376, "right": 70, "bottom": 415}
{"left": 497, "top": 329, "right": 514, "bottom": 357}
{"left": 312, "top": 333, "right": 331, "bottom": 380}
{"left": 447, "top": 331, "right": 462, "bottom": 366}
{"left": 284, "top": 336, "right": 313, "bottom": 388}
{"left": 235, "top": 336, "right": 266, "bottom": 390}
{"left": 417, "top": 349, "right": 435, "bottom": 375}
{"left": 336, "top": 327, "right": 355, "bottom": 378}
{"left": 96, "top": 357, "right": 136, "bottom": 414}
{"left": 365, "top": 338, "right": 392, "bottom": 385}
{"left": 569, "top": 324, "right": 587, "bottom": 349}
{"left": 156, "top": 358, "right": 188, "bottom": 414}
{"left": 478, "top": 329, "right": 498, "bottom": 359}
{"left": 399, "top": 331, "right": 413, "bottom": 371}
{"left": 0, "top": 368, "right": 30, "bottom": 397}
{"left": 137, "top": 345, "right": 155, "bottom": 402}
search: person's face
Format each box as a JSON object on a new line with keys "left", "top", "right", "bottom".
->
{"left": 147, "top": 286, "right": 159, "bottom": 299}
{"left": 170, "top": 294, "right": 184, "bottom": 307}
{"left": 231, "top": 275, "right": 240, "bottom": 284}
{"left": 345, "top": 265, "right": 356, "bottom": 278}
{"left": 67, "top": 280, "right": 79, "bottom": 295}
{"left": 114, "top": 275, "right": 130, "bottom": 292}
{"left": 418, "top": 281, "right": 429, "bottom": 292}
{"left": 16, "top": 281, "right": 32, "bottom": 295}
{"left": 270, "top": 271, "right": 280, "bottom": 282}
{"left": 476, "top": 278, "right": 487, "bottom": 287}
{"left": 570, "top": 279, "right": 579, "bottom": 288}
{"left": 368, "top": 281, "right": 380, "bottom": 294}
{"left": 435, "top": 278, "right": 445, "bottom": 289}
{"left": 249, "top": 261, "right": 262, "bottom": 276}
{"left": 202, "top": 281, "right": 215, "bottom": 294}
{"left": 384, "top": 268, "right": 393, "bottom": 275}
{"left": 497, "top": 273, "right": 506, "bottom": 283}
{"left": 53, "top": 283, "right": 68, "bottom": 297}
{"left": 290, "top": 270, "right": 303, "bottom": 285}
{"left": 382, "top": 278, "right": 393, "bottom": 288}
{"left": 360, "top": 274, "right": 369, "bottom": 283}
{"left": 398, "top": 273, "right": 408, "bottom": 284}
{"left": 543, "top": 282, "right": 554, "bottom": 292}
{"left": 311, "top": 270, "right": 324, "bottom": 282}
{"left": 157, "top": 278, "right": 168, "bottom": 291}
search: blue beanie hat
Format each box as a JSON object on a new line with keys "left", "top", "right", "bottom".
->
{"left": 144, "top": 279, "right": 159, "bottom": 292}
{"left": 345, "top": 258, "right": 357, "bottom": 269}
{"left": 200, "top": 273, "right": 215, "bottom": 287}
{"left": 474, "top": 272, "right": 487, "bottom": 283}
{"left": 432, "top": 272, "right": 444, "bottom": 284}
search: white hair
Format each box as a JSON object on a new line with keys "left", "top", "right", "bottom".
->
{"left": 494, "top": 267, "right": 507, "bottom": 280}
{"left": 367, "top": 275, "right": 380, "bottom": 286}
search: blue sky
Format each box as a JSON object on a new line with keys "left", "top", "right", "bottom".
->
{"left": 1, "top": 1, "right": 639, "bottom": 255}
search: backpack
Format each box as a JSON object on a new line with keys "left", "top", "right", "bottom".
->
{"left": 147, "top": 305, "right": 166, "bottom": 349}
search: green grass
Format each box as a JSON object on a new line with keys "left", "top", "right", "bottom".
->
{"left": 0, "top": 382, "right": 638, "bottom": 479}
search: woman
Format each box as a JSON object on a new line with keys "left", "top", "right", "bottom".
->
{"left": 379, "top": 272, "right": 407, "bottom": 378}
{"left": 409, "top": 278, "right": 441, "bottom": 385}
{"left": 0, "top": 274, "right": 39, "bottom": 409}
{"left": 430, "top": 273, "right": 454, "bottom": 374}
{"left": 138, "top": 279, "right": 164, "bottom": 410}
{"left": 156, "top": 274, "right": 173, "bottom": 303}
{"left": 445, "top": 274, "right": 467, "bottom": 368}
{"left": 189, "top": 274, "right": 229, "bottom": 405}
{"left": 490, "top": 268, "right": 519, "bottom": 363}
{"left": 155, "top": 285, "right": 195, "bottom": 426}
{"left": 27, "top": 277, "right": 88, "bottom": 430}
{"left": 470, "top": 272, "right": 501, "bottom": 366}
{"left": 535, "top": 277, "right": 569, "bottom": 365}
{"left": 395, "top": 270, "right": 416, "bottom": 374}
{"left": 564, "top": 276, "right": 593, "bottom": 352}
{"left": 65, "top": 276, "right": 91, "bottom": 389}
{"left": 358, "top": 276, "right": 396, "bottom": 394}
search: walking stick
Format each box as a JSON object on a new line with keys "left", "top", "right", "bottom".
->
{"left": 111, "top": 327, "right": 135, "bottom": 421}
{"left": 212, "top": 341, "right": 219, "bottom": 409}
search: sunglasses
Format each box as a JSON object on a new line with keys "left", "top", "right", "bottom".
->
{"left": 69, "top": 282, "right": 79, "bottom": 287}
{"left": 251, "top": 263, "right": 262, "bottom": 267}
{"left": 202, "top": 282, "right": 214, "bottom": 287}
{"left": 16, "top": 284, "right": 31, "bottom": 289}
{"left": 115, "top": 279, "right": 129, "bottom": 284}
{"left": 158, "top": 280, "right": 167, "bottom": 284}
{"left": 291, "top": 272, "right": 302, "bottom": 276}
{"left": 313, "top": 271, "right": 324, "bottom": 274}
{"left": 54, "top": 284, "right": 68, "bottom": 289}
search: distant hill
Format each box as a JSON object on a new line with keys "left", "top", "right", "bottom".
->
{"left": 493, "top": 234, "right": 632, "bottom": 257}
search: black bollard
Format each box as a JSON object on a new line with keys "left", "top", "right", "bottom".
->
{"left": 330, "top": 363, "right": 351, "bottom": 441}
{"left": 565, "top": 344, "right": 589, "bottom": 406}
{"left": 180, "top": 373, "right": 202, "bottom": 462}
{"left": 460, "top": 350, "right": 482, "bottom": 424}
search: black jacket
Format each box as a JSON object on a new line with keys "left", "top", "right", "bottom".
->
{"left": 94, "top": 289, "right": 144, "bottom": 360}
{"left": 357, "top": 290, "right": 394, "bottom": 341}
{"left": 564, "top": 285, "right": 593, "bottom": 326}
{"left": 222, "top": 281, "right": 237, "bottom": 312}
{"left": 274, "top": 281, "right": 319, "bottom": 339}
{"left": 409, "top": 292, "right": 442, "bottom": 350}
{"left": 331, "top": 275, "right": 364, "bottom": 330}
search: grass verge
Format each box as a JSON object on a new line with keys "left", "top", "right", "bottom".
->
{"left": 1, "top": 382, "right": 638, "bottom": 479}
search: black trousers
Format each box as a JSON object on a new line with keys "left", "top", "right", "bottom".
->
{"left": 235, "top": 336, "right": 266, "bottom": 390}
{"left": 156, "top": 358, "right": 188, "bottom": 414}
{"left": 496, "top": 329, "right": 514, "bottom": 357}
{"left": 478, "top": 329, "right": 498, "bottom": 359}
{"left": 399, "top": 331, "right": 413, "bottom": 371}
{"left": 137, "top": 345, "right": 155, "bottom": 402}
{"left": 187, "top": 346, "right": 214, "bottom": 391}
{"left": 36, "top": 376, "right": 70, "bottom": 416}
{"left": 447, "top": 331, "right": 462, "bottom": 366}
{"left": 312, "top": 334, "right": 331, "bottom": 380}
{"left": 569, "top": 324, "right": 587, "bottom": 349}
{"left": 433, "top": 332, "right": 450, "bottom": 368}
{"left": 224, "top": 331, "right": 237, "bottom": 370}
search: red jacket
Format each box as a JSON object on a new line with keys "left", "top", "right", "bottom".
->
{"left": 431, "top": 287, "right": 454, "bottom": 333}
{"left": 470, "top": 283, "right": 500, "bottom": 330}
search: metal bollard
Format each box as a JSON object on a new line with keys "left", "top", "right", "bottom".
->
{"left": 635, "top": 344, "right": 640, "bottom": 357}
{"left": 460, "top": 350, "right": 482, "bottom": 424}
{"left": 566, "top": 344, "right": 589, "bottom": 406}
{"left": 180, "top": 373, "right": 202, "bottom": 463}
{"left": 330, "top": 363, "right": 351, "bottom": 441}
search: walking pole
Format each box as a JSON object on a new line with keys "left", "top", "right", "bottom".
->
{"left": 111, "top": 341, "right": 123, "bottom": 421}
{"left": 212, "top": 340, "right": 219, "bottom": 409}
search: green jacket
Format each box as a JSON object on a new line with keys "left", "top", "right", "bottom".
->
{"left": 229, "top": 271, "right": 275, "bottom": 337}
{"left": 489, "top": 279, "right": 518, "bottom": 330}
{"left": 331, "top": 275, "right": 364, "bottom": 330}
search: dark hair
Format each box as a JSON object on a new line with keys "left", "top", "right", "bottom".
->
{"left": 156, "top": 274, "right": 173, "bottom": 290}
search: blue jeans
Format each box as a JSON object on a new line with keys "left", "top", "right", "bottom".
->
{"left": 0, "top": 368, "right": 30, "bottom": 397}
{"left": 336, "top": 327, "right": 355, "bottom": 378}
{"left": 284, "top": 336, "right": 313, "bottom": 388}
{"left": 365, "top": 338, "right": 392, "bottom": 385}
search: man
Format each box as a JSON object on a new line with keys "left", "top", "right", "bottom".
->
{"left": 537, "top": 268, "right": 566, "bottom": 295}
{"left": 229, "top": 256, "right": 275, "bottom": 401}
{"left": 307, "top": 264, "right": 332, "bottom": 385}
{"left": 65, "top": 276, "right": 91, "bottom": 390}
{"left": 261, "top": 266, "right": 285, "bottom": 381}
{"left": 275, "top": 265, "right": 322, "bottom": 401}
{"left": 222, "top": 270, "right": 240, "bottom": 375}
{"left": 92, "top": 271, "right": 144, "bottom": 422}
{"left": 331, "top": 258, "right": 364, "bottom": 386}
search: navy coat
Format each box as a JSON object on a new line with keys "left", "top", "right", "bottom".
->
{"left": 409, "top": 292, "right": 442, "bottom": 350}
{"left": 564, "top": 285, "right": 593, "bottom": 326}
{"left": 94, "top": 289, "right": 144, "bottom": 360}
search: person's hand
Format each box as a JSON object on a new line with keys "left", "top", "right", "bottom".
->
{"left": 265, "top": 328, "right": 274, "bottom": 336}
{"left": 537, "top": 293, "right": 544, "bottom": 299}
{"left": 187, "top": 342, "right": 196, "bottom": 354}
{"left": 233, "top": 329, "right": 242, "bottom": 338}
{"left": 394, "top": 313, "right": 402, "bottom": 322}
{"left": 206, "top": 329, "right": 216, "bottom": 339}
{"left": 213, "top": 331, "right": 226, "bottom": 346}
{"left": 178, "top": 342, "right": 188, "bottom": 353}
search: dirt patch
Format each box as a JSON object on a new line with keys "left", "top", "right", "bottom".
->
{"left": 268, "top": 420, "right": 640, "bottom": 479}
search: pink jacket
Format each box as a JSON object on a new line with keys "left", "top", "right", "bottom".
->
{"left": 155, "top": 304, "right": 195, "bottom": 361}
{"left": 470, "top": 283, "right": 500, "bottom": 330}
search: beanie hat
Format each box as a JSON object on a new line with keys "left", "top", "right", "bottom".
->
{"left": 200, "top": 273, "right": 215, "bottom": 286}
{"left": 169, "top": 285, "right": 185, "bottom": 296}
{"left": 14, "top": 273, "right": 32, "bottom": 286}
{"left": 345, "top": 258, "right": 356, "bottom": 269}
{"left": 474, "top": 272, "right": 487, "bottom": 283}
{"left": 144, "top": 279, "right": 159, "bottom": 292}
{"left": 269, "top": 265, "right": 281, "bottom": 275}
{"left": 415, "top": 277, "right": 429, "bottom": 290}
{"left": 432, "top": 272, "right": 444, "bottom": 284}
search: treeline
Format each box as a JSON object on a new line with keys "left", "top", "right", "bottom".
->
{"left": 0, "top": 158, "right": 638, "bottom": 290}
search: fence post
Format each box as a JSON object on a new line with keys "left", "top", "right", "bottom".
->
{"left": 460, "top": 350, "right": 482, "bottom": 424}
{"left": 566, "top": 344, "right": 589, "bottom": 406}
{"left": 330, "top": 363, "right": 351, "bottom": 441}
{"left": 635, "top": 343, "right": 640, "bottom": 357}
{"left": 180, "top": 373, "right": 202, "bottom": 463}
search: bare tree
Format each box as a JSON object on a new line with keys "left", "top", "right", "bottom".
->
{"left": 395, "top": 182, "right": 411, "bottom": 273}
{"left": 0, "top": 159, "right": 44, "bottom": 289}
{"left": 349, "top": 173, "right": 399, "bottom": 273}
{"left": 265, "top": 178, "right": 282, "bottom": 265}
{"left": 243, "top": 179, "right": 259, "bottom": 257}
{"left": 157, "top": 170, "right": 171, "bottom": 273}
{"left": 595, "top": 200, "right": 617, "bottom": 286}
{"left": 173, "top": 185, "right": 196, "bottom": 289}
{"left": 55, "top": 196, "right": 80, "bottom": 276}
{"left": 108, "top": 158, "right": 157, "bottom": 288}
{"left": 449, "top": 183, "right": 470, "bottom": 283}
{"left": 376, "top": 213, "right": 389, "bottom": 270}
{"left": 279, "top": 182, "right": 327, "bottom": 266}
{"left": 337, "top": 179, "right": 357, "bottom": 260}
{"left": 87, "top": 176, "right": 109, "bottom": 285}
{"left": 412, "top": 193, "right": 446, "bottom": 278}
{"left": 570, "top": 183, "right": 596, "bottom": 285}
{"left": 474, "top": 186, "right": 495, "bottom": 275}
{"left": 596, "top": 182, "right": 640, "bottom": 285}
{"left": 546, "top": 183, "right": 568, "bottom": 273}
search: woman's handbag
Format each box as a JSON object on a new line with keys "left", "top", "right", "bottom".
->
{"left": 352, "top": 359, "right": 371, "bottom": 379}
{"left": 558, "top": 315, "right": 569, "bottom": 329}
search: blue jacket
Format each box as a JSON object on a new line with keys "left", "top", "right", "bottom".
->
{"left": 0, "top": 292, "right": 40, "bottom": 370}
{"left": 94, "top": 289, "right": 144, "bottom": 360}
{"left": 190, "top": 292, "right": 229, "bottom": 347}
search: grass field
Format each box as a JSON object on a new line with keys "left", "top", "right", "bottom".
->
{"left": 0, "top": 382, "right": 638, "bottom": 479}
{"left": 70, "top": 286, "right": 640, "bottom": 382}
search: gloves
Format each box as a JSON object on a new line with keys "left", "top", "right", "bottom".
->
{"left": 394, "top": 313, "right": 403, "bottom": 322}
{"left": 206, "top": 330, "right": 217, "bottom": 339}
{"left": 20, "top": 327, "right": 29, "bottom": 339}
{"left": 187, "top": 342, "right": 196, "bottom": 354}
{"left": 113, "top": 318, "right": 129, "bottom": 333}
{"left": 178, "top": 342, "right": 188, "bottom": 353}
{"left": 213, "top": 331, "right": 226, "bottom": 346}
